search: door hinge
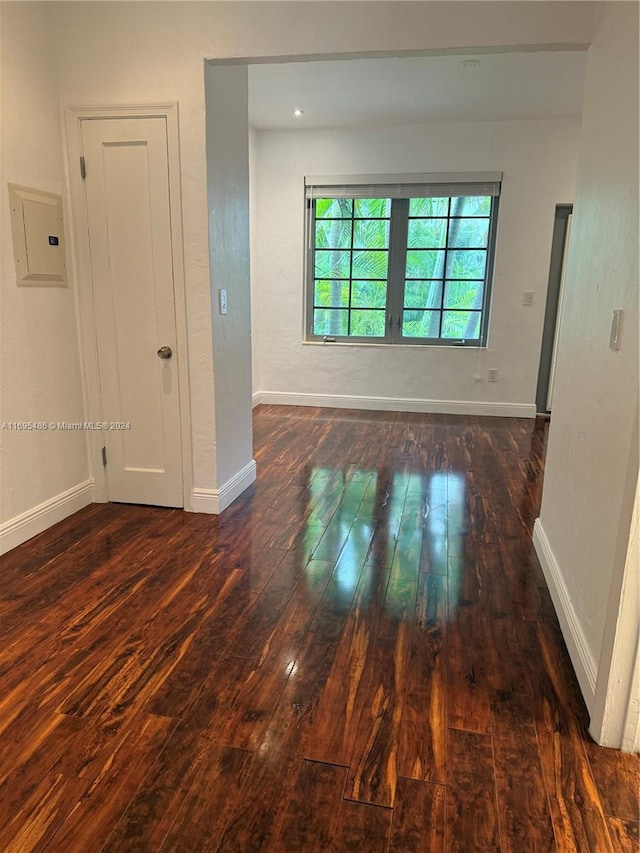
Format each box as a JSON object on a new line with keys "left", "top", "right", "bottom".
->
{"left": 101, "top": 446, "right": 107, "bottom": 466}
{"left": 80, "top": 156, "right": 86, "bottom": 180}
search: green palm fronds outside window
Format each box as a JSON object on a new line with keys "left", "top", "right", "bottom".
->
{"left": 309, "top": 190, "right": 496, "bottom": 345}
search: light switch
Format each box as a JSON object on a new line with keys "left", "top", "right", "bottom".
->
{"left": 610, "top": 309, "right": 623, "bottom": 351}
{"left": 219, "top": 289, "right": 228, "bottom": 315}
{"left": 8, "top": 184, "right": 67, "bottom": 287}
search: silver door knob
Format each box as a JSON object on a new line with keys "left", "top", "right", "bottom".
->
{"left": 157, "top": 346, "right": 173, "bottom": 360}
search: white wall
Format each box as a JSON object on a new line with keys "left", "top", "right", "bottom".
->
{"left": 205, "top": 64, "right": 255, "bottom": 499}
{"left": 51, "top": 1, "right": 597, "bottom": 502}
{"left": 251, "top": 119, "right": 580, "bottom": 413}
{"left": 534, "top": 2, "right": 639, "bottom": 743}
{"left": 0, "top": 2, "right": 90, "bottom": 550}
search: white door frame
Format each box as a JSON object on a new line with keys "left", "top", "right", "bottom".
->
{"left": 64, "top": 104, "right": 193, "bottom": 508}
{"left": 590, "top": 468, "right": 640, "bottom": 752}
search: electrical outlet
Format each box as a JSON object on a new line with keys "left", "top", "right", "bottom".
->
{"left": 523, "top": 291, "right": 534, "bottom": 306}
{"left": 488, "top": 368, "right": 499, "bottom": 382}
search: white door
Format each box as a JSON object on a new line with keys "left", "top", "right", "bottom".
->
{"left": 81, "top": 117, "right": 183, "bottom": 507}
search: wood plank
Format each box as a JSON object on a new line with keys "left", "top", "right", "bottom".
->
{"left": 446, "top": 606, "right": 491, "bottom": 734}
{"left": 215, "top": 560, "right": 335, "bottom": 750}
{"left": 330, "top": 800, "right": 392, "bottom": 852}
{"left": 0, "top": 713, "right": 86, "bottom": 833}
{"left": 219, "top": 550, "right": 302, "bottom": 660}
{"left": 605, "top": 818, "right": 639, "bottom": 853}
{"left": 420, "top": 493, "right": 448, "bottom": 576}
{"left": 59, "top": 604, "right": 210, "bottom": 723}
{"left": 531, "top": 624, "right": 615, "bottom": 852}
{"left": 446, "top": 728, "right": 500, "bottom": 852}
{"left": 584, "top": 739, "right": 640, "bottom": 822}
{"left": 482, "top": 614, "right": 528, "bottom": 694}
{"left": 364, "top": 474, "right": 408, "bottom": 570}
{"left": 476, "top": 542, "right": 513, "bottom": 619}
{"left": 215, "top": 573, "right": 359, "bottom": 851}
{"left": 0, "top": 771, "right": 90, "bottom": 852}
{"left": 42, "top": 713, "right": 175, "bottom": 850}
{"left": 313, "top": 472, "right": 373, "bottom": 561}
{"left": 154, "top": 745, "right": 252, "bottom": 852}
{"left": 397, "top": 573, "right": 447, "bottom": 783}
{"left": 305, "top": 550, "right": 385, "bottom": 766}
{"left": 390, "top": 491, "right": 426, "bottom": 583}
{"left": 101, "top": 726, "right": 216, "bottom": 851}
{"left": 388, "top": 778, "right": 445, "bottom": 852}
{"left": 489, "top": 689, "right": 556, "bottom": 852}
{"left": 344, "top": 580, "right": 415, "bottom": 807}
{"left": 273, "top": 760, "right": 347, "bottom": 852}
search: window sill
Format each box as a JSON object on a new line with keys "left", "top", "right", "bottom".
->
{"left": 302, "top": 340, "right": 486, "bottom": 350}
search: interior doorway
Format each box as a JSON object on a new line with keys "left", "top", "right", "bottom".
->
{"left": 536, "top": 204, "right": 573, "bottom": 414}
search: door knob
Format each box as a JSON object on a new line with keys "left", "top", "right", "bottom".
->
{"left": 157, "top": 346, "right": 173, "bottom": 360}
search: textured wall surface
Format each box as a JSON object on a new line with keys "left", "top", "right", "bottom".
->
{"left": 206, "top": 64, "right": 253, "bottom": 485}
{"left": 539, "top": 2, "right": 639, "bottom": 681}
{"left": 1, "top": 2, "right": 88, "bottom": 523}
{"left": 252, "top": 119, "right": 580, "bottom": 408}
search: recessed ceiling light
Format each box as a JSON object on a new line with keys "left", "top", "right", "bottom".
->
{"left": 459, "top": 59, "right": 481, "bottom": 69}
{"left": 293, "top": 108, "right": 304, "bottom": 117}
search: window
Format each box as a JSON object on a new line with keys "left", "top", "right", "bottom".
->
{"left": 305, "top": 173, "right": 501, "bottom": 346}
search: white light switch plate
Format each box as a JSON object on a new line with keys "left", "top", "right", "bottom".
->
{"left": 610, "top": 309, "right": 623, "bottom": 350}
{"left": 219, "top": 289, "right": 228, "bottom": 315}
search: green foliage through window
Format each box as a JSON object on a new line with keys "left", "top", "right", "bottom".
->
{"left": 308, "top": 192, "right": 497, "bottom": 344}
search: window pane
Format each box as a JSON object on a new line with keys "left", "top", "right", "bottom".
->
{"left": 315, "top": 219, "right": 352, "bottom": 249}
{"left": 402, "top": 310, "right": 441, "bottom": 338}
{"left": 309, "top": 188, "right": 496, "bottom": 344}
{"left": 353, "top": 250, "right": 388, "bottom": 279}
{"left": 407, "top": 219, "right": 447, "bottom": 249}
{"left": 409, "top": 198, "right": 449, "bottom": 217}
{"left": 449, "top": 196, "right": 491, "bottom": 217}
{"left": 314, "top": 280, "right": 349, "bottom": 307}
{"left": 314, "top": 308, "right": 348, "bottom": 336}
{"left": 406, "top": 249, "right": 445, "bottom": 279}
{"left": 354, "top": 198, "right": 391, "bottom": 218}
{"left": 445, "top": 249, "right": 487, "bottom": 280}
{"left": 350, "top": 310, "right": 386, "bottom": 337}
{"left": 354, "top": 219, "right": 390, "bottom": 249}
{"left": 352, "top": 280, "right": 387, "bottom": 308}
{"left": 447, "top": 218, "right": 489, "bottom": 249}
{"left": 315, "top": 249, "right": 351, "bottom": 279}
{"left": 316, "top": 198, "right": 352, "bottom": 218}
{"left": 441, "top": 310, "right": 481, "bottom": 339}
{"left": 444, "top": 280, "right": 484, "bottom": 310}
{"left": 404, "top": 280, "right": 443, "bottom": 309}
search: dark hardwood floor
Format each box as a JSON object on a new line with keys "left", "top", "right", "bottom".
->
{"left": 0, "top": 405, "right": 637, "bottom": 852}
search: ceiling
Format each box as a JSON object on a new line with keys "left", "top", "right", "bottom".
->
{"left": 248, "top": 51, "right": 588, "bottom": 130}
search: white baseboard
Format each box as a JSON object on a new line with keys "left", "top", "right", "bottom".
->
{"left": 0, "top": 479, "right": 95, "bottom": 555}
{"left": 252, "top": 392, "right": 261, "bottom": 409}
{"left": 533, "top": 518, "right": 597, "bottom": 706}
{"left": 254, "top": 390, "right": 535, "bottom": 419}
{"left": 191, "top": 459, "right": 257, "bottom": 514}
